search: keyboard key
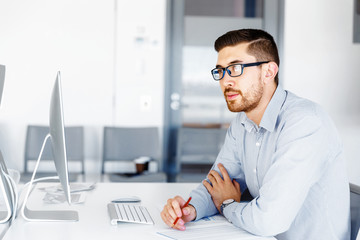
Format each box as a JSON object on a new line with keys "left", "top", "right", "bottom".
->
{"left": 141, "top": 206, "right": 153, "bottom": 224}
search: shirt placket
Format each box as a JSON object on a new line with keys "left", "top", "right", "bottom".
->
{"left": 253, "top": 128, "right": 263, "bottom": 191}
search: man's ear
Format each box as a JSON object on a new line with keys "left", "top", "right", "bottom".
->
{"left": 263, "top": 62, "right": 278, "bottom": 84}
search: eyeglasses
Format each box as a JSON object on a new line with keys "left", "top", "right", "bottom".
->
{"left": 211, "top": 61, "right": 270, "bottom": 81}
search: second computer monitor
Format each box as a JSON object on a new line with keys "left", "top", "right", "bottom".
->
{"left": 49, "top": 71, "right": 71, "bottom": 204}
{"left": 21, "top": 71, "right": 78, "bottom": 222}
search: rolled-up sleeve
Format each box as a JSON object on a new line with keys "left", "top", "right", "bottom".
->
{"left": 190, "top": 121, "right": 247, "bottom": 220}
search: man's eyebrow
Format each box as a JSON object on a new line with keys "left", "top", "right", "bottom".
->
{"left": 216, "top": 60, "right": 244, "bottom": 68}
{"left": 229, "top": 59, "right": 243, "bottom": 64}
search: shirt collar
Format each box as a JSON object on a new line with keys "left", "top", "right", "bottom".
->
{"left": 239, "top": 112, "right": 256, "bottom": 132}
{"left": 259, "top": 85, "right": 286, "bottom": 132}
{"left": 238, "top": 85, "right": 286, "bottom": 133}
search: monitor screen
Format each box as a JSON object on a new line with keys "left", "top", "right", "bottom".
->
{"left": 0, "top": 64, "right": 14, "bottom": 223}
{"left": 20, "top": 71, "right": 78, "bottom": 221}
{"left": 49, "top": 72, "right": 71, "bottom": 204}
{"left": 0, "top": 65, "right": 5, "bottom": 106}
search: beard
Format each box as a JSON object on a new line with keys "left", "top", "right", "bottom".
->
{"left": 223, "top": 80, "right": 264, "bottom": 113}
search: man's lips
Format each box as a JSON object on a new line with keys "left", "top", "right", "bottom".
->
{"left": 226, "top": 92, "right": 240, "bottom": 100}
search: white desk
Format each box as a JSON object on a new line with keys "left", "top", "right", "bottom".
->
{"left": 0, "top": 223, "right": 9, "bottom": 239}
{"left": 3, "top": 183, "right": 275, "bottom": 240}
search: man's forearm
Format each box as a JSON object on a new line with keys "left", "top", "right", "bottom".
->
{"left": 189, "top": 183, "right": 218, "bottom": 220}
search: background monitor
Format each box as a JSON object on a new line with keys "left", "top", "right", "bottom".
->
{"left": 49, "top": 72, "right": 71, "bottom": 204}
{"left": 0, "top": 65, "right": 5, "bottom": 106}
{"left": 0, "top": 64, "right": 17, "bottom": 223}
{"left": 21, "top": 71, "right": 78, "bottom": 221}
{"left": 0, "top": 151, "right": 15, "bottom": 223}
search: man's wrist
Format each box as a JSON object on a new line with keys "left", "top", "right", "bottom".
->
{"left": 220, "top": 199, "right": 235, "bottom": 215}
{"left": 188, "top": 204, "right": 197, "bottom": 221}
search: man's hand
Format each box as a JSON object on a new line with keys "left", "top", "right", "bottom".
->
{"left": 203, "top": 163, "right": 241, "bottom": 212}
{"left": 160, "top": 196, "right": 197, "bottom": 231}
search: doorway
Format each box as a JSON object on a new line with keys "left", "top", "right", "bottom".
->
{"left": 163, "top": 0, "right": 284, "bottom": 181}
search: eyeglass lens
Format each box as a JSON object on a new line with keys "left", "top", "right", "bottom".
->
{"left": 212, "top": 64, "right": 243, "bottom": 80}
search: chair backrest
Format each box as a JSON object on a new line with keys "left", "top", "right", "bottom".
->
{"left": 351, "top": 183, "right": 360, "bottom": 240}
{"left": 24, "top": 125, "right": 84, "bottom": 174}
{"left": 102, "top": 127, "right": 160, "bottom": 174}
{"left": 175, "top": 127, "right": 227, "bottom": 172}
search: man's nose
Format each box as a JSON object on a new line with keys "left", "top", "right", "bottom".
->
{"left": 221, "top": 70, "right": 235, "bottom": 87}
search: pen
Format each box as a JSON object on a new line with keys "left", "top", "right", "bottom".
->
{"left": 173, "top": 196, "right": 192, "bottom": 226}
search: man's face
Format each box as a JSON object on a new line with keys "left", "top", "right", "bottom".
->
{"left": 217, "top": 43, "right": 264, "bottom": 113}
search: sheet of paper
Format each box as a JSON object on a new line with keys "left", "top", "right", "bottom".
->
{"left": 156, "top": 215, "right": 273, "bottom": 240}
{"left": 38, "top": 182, "right": 96, "bottom": 193}
{"left": 42, "top": 192, "right": 85, "bottom": 204}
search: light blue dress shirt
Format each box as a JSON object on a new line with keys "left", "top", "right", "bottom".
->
{"left": 189, "top": 86, "right": 350, "bottom": 240}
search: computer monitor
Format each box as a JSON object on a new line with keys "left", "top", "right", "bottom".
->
{"left": 0, "top": 151, "right": 16, "bottom": 223}
{"left": 20, "top": 71, "right": 78, "bottom": 221}
{"left": 0, "top": 64, "right": 17, "bottom": 223}
{"left": 49, "top": 72, "right": 71, "bottom": 204}
{"left": 0, "top": 65, "right": 5, "bottom": 106}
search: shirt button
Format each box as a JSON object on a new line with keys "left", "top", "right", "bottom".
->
{"left": 256, "top": 142, "right": 260, "bottom": 147}
{"left": 253, "top": 169, "right": 257, "bottom": 173}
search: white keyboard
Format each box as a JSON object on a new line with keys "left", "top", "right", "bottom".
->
{"left": 107, "top": 203, "right": 154, "bottom": 225}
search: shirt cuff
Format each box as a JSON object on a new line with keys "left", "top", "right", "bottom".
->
{"left": 189, "top": 197, "right": 206, "bottom": 221}
{"left": 222, "top": 201, "right": 247, "bottom": 223}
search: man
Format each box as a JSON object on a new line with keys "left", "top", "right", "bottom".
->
{"left": 161, "top": 29, "right": 350, "bottom": 239}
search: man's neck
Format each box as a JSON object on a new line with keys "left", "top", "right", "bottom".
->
{"left": 245, "top": 85, "right": 277, "bottom": 126}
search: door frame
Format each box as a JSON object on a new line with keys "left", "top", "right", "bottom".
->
{"left": 162, "top": 0, "right": 285, "bottom": 181}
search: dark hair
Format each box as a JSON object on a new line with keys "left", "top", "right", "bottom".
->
{"left": 214, "top": 29, "right": 280, "bottom": 85}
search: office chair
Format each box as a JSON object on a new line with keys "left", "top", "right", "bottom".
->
{"left": 175, "top": 127, "right": 227, "bottom": 182}
{"left": 350, "top": 183, "right": 360, "bottom": 240}
{"left": 101, "top": 126, "right": 166, "bottom": 182}
{"left": 21, "top": 125, "right": 85, "bottom": 183}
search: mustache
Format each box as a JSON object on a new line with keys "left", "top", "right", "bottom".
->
{"left": 224, "top": 88, "right": 243, "bottom": 96}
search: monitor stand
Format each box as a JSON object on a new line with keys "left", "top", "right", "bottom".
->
{"left": 0, "top": 150, "right": 16, "bottom": 223}
{"left": 22, "top": 206, "right": 79, "bottom": 222}
{"left": 20, "top": 134, "right": 79, "bottom": 222}
{"left": 0, "top": 211, "right": 11, "bottom": 223}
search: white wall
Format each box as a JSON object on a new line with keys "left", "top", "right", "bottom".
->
{"left": 0, "top": 0, "right": 166, "bottom": 173}
{"left": 0, "top": 0, "right": 358, "bottom": 183}
{"left": 283, "top": 0, "right": 360, "bottom": 185}
{"left": 115, "top": 0, "right": 166, "bottom": 127}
